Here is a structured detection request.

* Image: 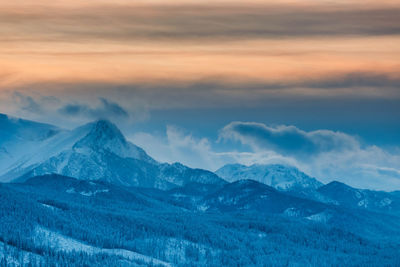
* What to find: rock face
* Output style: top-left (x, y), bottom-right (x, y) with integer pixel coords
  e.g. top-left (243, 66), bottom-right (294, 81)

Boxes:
top-left (1, 118), bottom-right (225, 189)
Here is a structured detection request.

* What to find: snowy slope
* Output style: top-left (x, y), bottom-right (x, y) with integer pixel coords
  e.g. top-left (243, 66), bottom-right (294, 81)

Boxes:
top-left (158, 162), bottom-right (223, 187)
top-left (34, 226), bottom-right (172, 267)
top-left (216, 163), bottom-right (323, 191)
top-left (73, 120), bottom-right (155, 163)
top-left (0, 240), bottom-right (43, 266)
top-left (0, 122), bottom-right (93, 181)
top-left (0, 113), bottom-right (60, 144)
top-left (318, 181), bottom-right (400, 214)
top-left (1, 116), bottom-right (224, 189)
top-left (0, 113), bottom-right (61, 175)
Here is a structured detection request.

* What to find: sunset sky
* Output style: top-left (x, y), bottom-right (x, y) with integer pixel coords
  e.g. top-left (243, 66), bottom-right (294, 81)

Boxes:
top-left (1, 0), bottom-right (400, 189)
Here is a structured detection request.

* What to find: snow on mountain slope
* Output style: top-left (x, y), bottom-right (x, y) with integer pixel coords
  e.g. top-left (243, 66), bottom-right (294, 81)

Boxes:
top-left (1, 116), bottom-right (224, 189)
top-left (0, 113), bottom-right (61, 175)
top-left (318, 181), bottom-right (400, 214)
top-left (0, 113), bottom-right (60, 144)
top-left (158, 162), bottom-right (223, 187)
top-left (34, 226), bottom-right (172, 267)
top-left (0, 240), bottom-right (43, 266)
top-left (216, 163), bottom-right (323, 191)
top-left (73, 120), bottom-right (155, 163)
top-left (0, 122), bottom-right (93, 181)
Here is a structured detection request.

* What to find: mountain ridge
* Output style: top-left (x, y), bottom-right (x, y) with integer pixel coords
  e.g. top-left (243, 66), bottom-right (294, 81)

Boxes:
top-left (318, 180), bottom-right (400, 214)
top-left (0, 115), bottom-right (225, 189)
top-left (1, 113), bottom-right (399, 215)
top-left (216, 163), bottom-right (323, 191)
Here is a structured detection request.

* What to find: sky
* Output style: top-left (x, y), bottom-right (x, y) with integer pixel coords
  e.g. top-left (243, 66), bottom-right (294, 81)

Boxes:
top-left (0, 0), bottom-right (400, 190)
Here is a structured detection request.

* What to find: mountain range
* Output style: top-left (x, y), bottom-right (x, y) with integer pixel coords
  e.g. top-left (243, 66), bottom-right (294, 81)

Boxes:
top-left (1, 113), bottom-right (399, 215)
top-left (0, 115), bottom-right (223, 189)
top-left (1, 113), bottom-right (400, 266)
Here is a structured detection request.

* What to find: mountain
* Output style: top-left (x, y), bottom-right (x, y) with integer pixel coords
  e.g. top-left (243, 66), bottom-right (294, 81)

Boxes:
top-left (0, 113), bottom-right (60, 144)
top-left (158, 162), bottom-right (224, 187)
top-left (3, 174), bottom-right (400, 266)
top-left (73, 120), bottom-right (154, 162)
top-left (216, 163), bottom-right (323, 191)
top-left (21, 174), bottom-right (169, 210)
top-left (201, 179), bottom-right (328, 217)
top-left (0, 116), bottom-right (225, 189)
top-left (215, 164), bottom-right (400, 215)
top-left (0, 113), bottom-right (61, 174)
top-left (3, 115), bottom-right (400, 266)
top-left (318, 181), bottom-right (400, 215)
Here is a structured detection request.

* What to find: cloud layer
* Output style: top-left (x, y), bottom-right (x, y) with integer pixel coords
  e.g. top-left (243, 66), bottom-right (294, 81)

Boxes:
top-left (220, 122), bottom-right (359, 156)
top-left (0, 1), bottom-right (399, 88)
top-left (1, 3), bottom-right (399, 43)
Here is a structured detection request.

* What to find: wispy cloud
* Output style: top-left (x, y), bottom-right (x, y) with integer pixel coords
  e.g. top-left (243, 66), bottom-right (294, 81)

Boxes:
top-left (12, 92), bottom-right (43, 114)
top-left (1, 71), bottom-right (399, 130)
top-left (220, 122), bottom-right (359, 156)
top-left (4, 71), bottom-right (400, 111)
top-left (130, 126), bottom-right (221, 170)
top-left (58, 98), bottom-right (129, 120)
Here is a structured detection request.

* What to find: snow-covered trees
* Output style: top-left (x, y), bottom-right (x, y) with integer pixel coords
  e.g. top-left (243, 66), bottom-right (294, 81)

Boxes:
top-left (1, 177), bottom-right (400, 266)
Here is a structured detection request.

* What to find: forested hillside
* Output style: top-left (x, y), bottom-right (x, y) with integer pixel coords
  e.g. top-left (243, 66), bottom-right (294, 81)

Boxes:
top-left (1, 175), bottom-right (400, 266)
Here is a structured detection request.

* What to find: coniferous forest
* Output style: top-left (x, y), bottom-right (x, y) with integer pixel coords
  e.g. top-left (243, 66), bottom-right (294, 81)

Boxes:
top-left (1, 174), bottom-right (400, 266)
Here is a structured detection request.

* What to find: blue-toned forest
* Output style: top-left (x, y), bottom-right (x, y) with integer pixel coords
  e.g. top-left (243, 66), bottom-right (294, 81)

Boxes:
top-left (1, 174), bottom-right (400, 266)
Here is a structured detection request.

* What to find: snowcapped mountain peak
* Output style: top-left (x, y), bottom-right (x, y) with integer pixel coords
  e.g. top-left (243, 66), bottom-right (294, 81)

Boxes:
top-left (66, 119), bottom-right (157, 165)
top-left (89, 120), bottom-right (126, 142)
top-left (216, 163), bottom-right (323, 191)
top-left (0, 114), bottom-right (225, 189)
top-left (73, 119), bottom-right (128, 155)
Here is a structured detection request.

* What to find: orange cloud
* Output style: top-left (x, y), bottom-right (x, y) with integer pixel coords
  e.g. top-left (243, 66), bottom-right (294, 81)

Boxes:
top-left (0, 0), bottom-right (399, 90)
